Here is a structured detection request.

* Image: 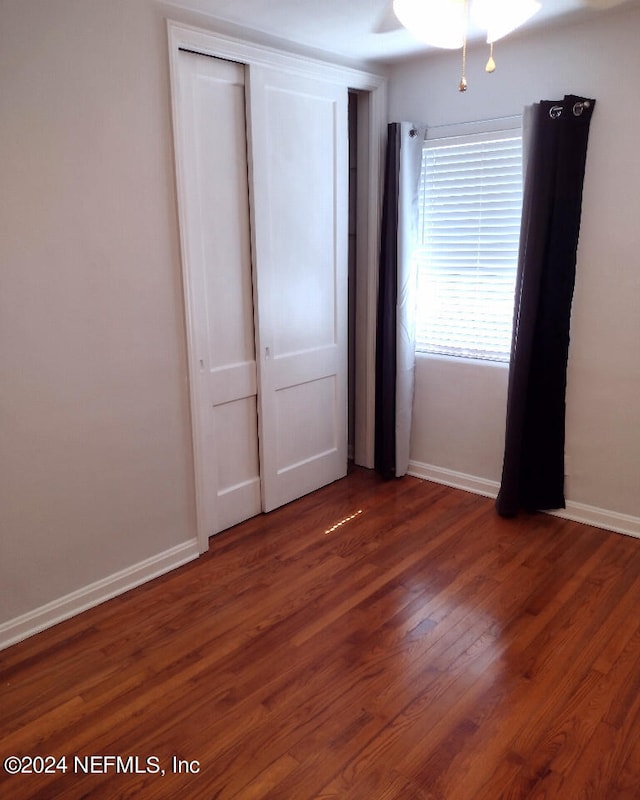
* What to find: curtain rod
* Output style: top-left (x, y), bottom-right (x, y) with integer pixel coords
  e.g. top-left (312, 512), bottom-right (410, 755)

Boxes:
top-left (427, 113), bottom-right (522, 131)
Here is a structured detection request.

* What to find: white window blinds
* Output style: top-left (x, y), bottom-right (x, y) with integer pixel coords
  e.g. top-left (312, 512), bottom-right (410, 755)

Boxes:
top-left (415, 129), bottom-right (523, 362)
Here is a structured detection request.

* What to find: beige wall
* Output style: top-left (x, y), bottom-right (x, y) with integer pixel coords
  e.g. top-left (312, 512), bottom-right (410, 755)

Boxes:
top-left (388, 5), bottom-right (640, 517)
top-left (0, 0), bottom-right (197, 626)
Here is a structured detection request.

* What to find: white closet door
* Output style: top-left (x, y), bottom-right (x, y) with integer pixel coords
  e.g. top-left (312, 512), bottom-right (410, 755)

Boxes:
top-left (177, 51), bottom-right (261, 535)
top-left (247, 67), bottom-right (349, 512)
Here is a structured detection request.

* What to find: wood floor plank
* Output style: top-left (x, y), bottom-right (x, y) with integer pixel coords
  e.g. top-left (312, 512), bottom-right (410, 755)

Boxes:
top-left (2, 468), bottom-right (640, 799)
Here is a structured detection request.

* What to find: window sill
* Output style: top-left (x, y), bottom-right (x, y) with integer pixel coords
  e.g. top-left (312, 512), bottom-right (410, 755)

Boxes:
top-left (415, 351), bottom-right (510, 369)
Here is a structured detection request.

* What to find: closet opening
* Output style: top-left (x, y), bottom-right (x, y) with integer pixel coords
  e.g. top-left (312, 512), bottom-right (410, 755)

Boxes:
top-left (348, 90), bottom-right (358, 462)
top-left (348, 88), bottom-right (375, 469)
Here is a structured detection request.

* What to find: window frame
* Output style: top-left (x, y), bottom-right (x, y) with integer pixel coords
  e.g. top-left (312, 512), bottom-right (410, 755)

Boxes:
top-left (414, 120), bottom-right (523, 364)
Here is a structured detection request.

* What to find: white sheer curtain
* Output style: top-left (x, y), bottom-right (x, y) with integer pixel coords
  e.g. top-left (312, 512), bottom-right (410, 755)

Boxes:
top-left (375, 122), bottom-right (425, 478)
top-left (395, 123), bottom-right (425, 475)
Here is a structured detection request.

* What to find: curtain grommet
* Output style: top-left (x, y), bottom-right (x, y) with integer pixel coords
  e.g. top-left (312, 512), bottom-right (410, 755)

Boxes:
top-left (573, 100), bottom-right (590, 117)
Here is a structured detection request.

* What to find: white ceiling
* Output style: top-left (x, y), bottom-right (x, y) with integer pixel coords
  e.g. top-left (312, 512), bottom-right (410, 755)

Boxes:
top-left (164, 0), bottom-right (639, 63)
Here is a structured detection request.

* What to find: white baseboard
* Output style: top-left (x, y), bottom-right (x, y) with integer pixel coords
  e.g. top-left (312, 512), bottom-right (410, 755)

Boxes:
top-left (408, 461), bottom-right (500, 499)
top-left (545, 503), bottom-right (640, 539)
top-left (0, 539), bottom-right (200, 652)
top-left (407, 460), bottom-right (640, 540)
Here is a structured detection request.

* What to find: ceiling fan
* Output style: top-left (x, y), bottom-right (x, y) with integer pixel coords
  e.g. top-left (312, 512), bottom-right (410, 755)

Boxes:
top-left (375, 0), bottom-right (631, 90)
top-left (375, 0), bottom-right (632, 37)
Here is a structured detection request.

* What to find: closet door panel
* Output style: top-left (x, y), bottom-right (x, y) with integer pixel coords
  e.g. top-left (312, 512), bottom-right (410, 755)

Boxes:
top-left (213, 396), bottom-right (262, 533)
top-left (248, 66), bottom-right (349, 512)
top-left (275, 377), bottom-right (337, 469)
top-left (177, 51), bottom-right (261, 536)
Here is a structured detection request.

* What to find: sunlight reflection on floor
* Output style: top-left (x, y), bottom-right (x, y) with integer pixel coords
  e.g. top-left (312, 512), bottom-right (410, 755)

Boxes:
top-left (324, 509), bottom-right (364, 534)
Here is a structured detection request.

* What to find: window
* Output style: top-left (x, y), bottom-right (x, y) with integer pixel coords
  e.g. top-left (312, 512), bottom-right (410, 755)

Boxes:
top-left (415, 128), bottom-right (523, 362)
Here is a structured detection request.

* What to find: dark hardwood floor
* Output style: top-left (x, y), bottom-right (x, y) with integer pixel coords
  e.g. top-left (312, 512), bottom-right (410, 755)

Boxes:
top-left (2, 468), bottom-right (640, 799)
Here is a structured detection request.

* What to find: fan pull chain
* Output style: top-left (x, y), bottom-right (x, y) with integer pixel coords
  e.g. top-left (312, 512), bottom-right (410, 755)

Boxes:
top-left (485, 41), bottom-right (496, 73)
top-left (458, 0), bottom-right (469, 91)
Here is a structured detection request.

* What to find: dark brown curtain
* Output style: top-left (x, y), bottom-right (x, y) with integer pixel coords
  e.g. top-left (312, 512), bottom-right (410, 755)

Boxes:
top-left (375, 123), bottom-right (401, 480)
top-left (496, 95), bottom-right (595, 517)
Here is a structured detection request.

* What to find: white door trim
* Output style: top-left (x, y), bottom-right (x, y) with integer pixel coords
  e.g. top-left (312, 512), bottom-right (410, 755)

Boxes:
top-left (167, 20), bottom-right (386, 551)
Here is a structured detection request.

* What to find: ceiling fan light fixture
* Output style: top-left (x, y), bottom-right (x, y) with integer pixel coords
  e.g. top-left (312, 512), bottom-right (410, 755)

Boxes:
top-left (393, 0), bottom-right (541, 47)
top-left (393, 0), bottom-right (543, 89)
top-left (392, 0), bottom-right (465, 49)
top-left (472, 0), bottom-right (542, 43)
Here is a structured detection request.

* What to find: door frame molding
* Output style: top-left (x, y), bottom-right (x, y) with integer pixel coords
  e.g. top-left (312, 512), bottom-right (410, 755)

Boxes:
top-left (167, 20), bottom-right (386, 552)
